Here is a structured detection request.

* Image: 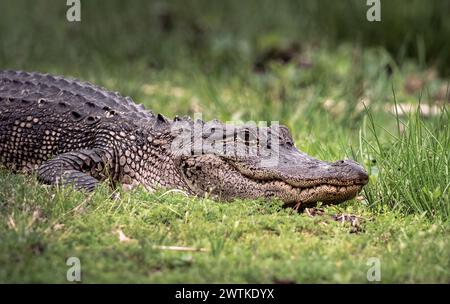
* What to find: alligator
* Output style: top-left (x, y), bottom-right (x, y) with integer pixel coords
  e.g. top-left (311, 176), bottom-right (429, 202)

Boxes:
top-left (0, 70), bottom-right (368, 208)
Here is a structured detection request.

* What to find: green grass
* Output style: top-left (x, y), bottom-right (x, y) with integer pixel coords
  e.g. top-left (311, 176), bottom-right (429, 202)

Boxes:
top-left (0, 0), bottom-right (449, 283)
top-left (1, 177), bottom-right (449, 283)
top-left (362, 104), bottom-right (450, 220)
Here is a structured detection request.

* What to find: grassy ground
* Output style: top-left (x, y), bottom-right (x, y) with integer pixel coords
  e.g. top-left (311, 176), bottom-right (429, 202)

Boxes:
top-left (0, 1), bottom-right (449, 283)
top-left (1, 178), bottom-right (449, 283)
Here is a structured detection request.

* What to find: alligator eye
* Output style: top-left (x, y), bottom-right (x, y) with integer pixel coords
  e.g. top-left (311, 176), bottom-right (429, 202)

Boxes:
top-left (204, 127), bottom-right (216, 138)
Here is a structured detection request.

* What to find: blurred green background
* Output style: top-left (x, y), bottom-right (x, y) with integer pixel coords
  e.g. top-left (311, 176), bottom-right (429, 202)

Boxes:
top-left (1, 0), bottom-right (450, 74)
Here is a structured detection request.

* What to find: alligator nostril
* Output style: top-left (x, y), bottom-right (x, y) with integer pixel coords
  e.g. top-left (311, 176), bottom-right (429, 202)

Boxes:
top-left (359, 171), bottom-right (369, 183)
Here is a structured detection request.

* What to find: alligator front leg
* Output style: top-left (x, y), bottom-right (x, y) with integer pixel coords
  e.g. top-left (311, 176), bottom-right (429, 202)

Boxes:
top-left (37, 149), bottom-right (110, 192)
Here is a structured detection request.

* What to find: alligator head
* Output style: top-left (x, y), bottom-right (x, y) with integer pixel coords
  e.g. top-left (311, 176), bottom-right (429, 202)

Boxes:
top-left (169, 119), bottom-right (368, 208)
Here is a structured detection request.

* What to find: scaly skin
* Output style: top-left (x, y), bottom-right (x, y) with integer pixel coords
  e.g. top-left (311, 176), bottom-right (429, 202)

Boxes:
top-left (0, 70), bottom-right (368, 208)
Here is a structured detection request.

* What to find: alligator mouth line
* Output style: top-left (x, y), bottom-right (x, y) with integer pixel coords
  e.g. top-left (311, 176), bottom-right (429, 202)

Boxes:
top-left (223, 158), bottom-right (368, 187)
top-left (180, 157), bottom-right (366, 205)
top-left (252, 178), bottom-right (364, 204)
top-left (224, 159), bottom-right (366, 201)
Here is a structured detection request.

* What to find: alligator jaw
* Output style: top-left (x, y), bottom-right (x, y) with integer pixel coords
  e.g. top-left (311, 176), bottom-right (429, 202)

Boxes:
top-left (283, 182), bottom-right (365, 208)
top-left (220, 154), bottom-right (369, 206)
top-left (243, 176), bottom-right (367, 207)
top-left (179, 153), bottom-right (368, 206)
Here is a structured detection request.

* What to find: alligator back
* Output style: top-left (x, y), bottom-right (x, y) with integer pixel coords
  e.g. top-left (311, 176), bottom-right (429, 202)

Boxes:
top-left (0, 70), bottom-right (160, 173)
top-left (0, 70), bottom-right (152, 117)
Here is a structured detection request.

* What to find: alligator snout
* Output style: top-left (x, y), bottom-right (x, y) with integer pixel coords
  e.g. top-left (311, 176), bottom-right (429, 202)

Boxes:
top-left (332, 159), bottom-right (369, 185)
